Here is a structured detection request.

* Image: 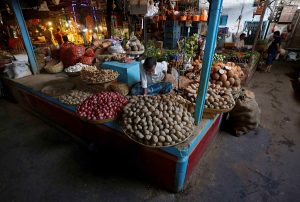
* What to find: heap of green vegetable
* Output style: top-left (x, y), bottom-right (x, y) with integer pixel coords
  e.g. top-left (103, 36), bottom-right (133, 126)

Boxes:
top-left (178, 34), bottom-right (199, 60)
top-left (144, 40), bottom-right (180, 62)
top-left (213, 53), bottom-right (226, 63)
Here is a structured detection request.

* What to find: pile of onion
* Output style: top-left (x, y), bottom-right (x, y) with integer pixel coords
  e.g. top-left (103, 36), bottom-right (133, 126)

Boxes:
top-left (77, 92), bottom-right (128, 121)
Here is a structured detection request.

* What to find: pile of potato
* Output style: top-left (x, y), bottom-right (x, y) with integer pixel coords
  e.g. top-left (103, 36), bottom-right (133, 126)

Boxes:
top-left (81, 66), bottom-right (119, 84)
top-left (210, 62), bottom-right (244, 88)
top-left (58, 90), bottom-right (92, 105)
top-left (184, 83), bottom-right (200, 103)
top-left (205, 84), bottom-right (235, 110)
top-left (123, 95), bottom-right (195, 147)
top-left (184, 82), bottom-right (236, 110)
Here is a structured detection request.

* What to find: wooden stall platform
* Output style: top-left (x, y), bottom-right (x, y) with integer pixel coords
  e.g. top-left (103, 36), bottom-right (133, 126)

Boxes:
top-left (1, 74), bottom-right (222, 192)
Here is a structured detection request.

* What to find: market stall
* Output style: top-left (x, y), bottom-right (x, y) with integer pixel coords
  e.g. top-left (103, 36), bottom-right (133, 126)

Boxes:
top-left (0, 0), bottom-right (262, 192)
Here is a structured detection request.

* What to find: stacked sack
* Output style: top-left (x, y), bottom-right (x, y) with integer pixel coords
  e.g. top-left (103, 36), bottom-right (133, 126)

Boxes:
top-left (34, 47), bottom-right (50, 71)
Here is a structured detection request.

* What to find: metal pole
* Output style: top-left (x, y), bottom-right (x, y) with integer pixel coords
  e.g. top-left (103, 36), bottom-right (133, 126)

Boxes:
top-left (194, 0), bottom-right (223, 125)
top-left (252, 0), bottom-right (270, 52)
top-left (9, 0), bottom-right (38, 74)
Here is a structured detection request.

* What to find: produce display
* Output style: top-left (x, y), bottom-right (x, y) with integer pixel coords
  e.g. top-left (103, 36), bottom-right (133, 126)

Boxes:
top-left (185, 59), bottom-right (202, 81)
top-left (58, 90), bottom-right (92, 105)
top-left (178, 34), bottom-right (199, 59)
top-left (210, 62), bottom-right (244, 88)
top-left (77, 92), bottom-right (128, 121)
top-left (123, 95), bottom-right (195, 147)
top-left (184, 82), bottom-right (236, 110)
top-left (80, 66), bottom-right (119, 84)
top-left (225, 51), bottom-right (259, 64)
top-left (125, 32), bottom-right (145, 52)
top-left (184, 83), bottom-right (200, 103)
top-left (110, 54), bottom-right (133, 63)
top-left (213, 53), bottom-right (226, 63)
top-left (44, 60), bottom-right (63, 74)
top-left (205, 84), bottom-right (235, 110)
top-left (65, 63), bottom-right (89, 73)
top-left (35, 47), bottom-right (50, 70)
top-left (108, 82), bottom-right (129, 96)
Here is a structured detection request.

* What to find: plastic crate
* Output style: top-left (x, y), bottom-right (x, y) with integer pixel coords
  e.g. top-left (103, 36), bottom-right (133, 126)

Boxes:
top-left (164, 31), bottom-right (181, 39)
top-left (165, 20), bottom-right (179, 27)
top-left (102, 61), bottom-right (140, 86)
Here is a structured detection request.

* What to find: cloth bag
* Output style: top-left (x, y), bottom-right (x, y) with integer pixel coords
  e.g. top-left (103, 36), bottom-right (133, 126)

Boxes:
top-left (228, 89), bottom-right (261, 136)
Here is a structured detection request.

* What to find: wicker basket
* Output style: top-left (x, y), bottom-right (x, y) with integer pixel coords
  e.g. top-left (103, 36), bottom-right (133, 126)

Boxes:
top-left (203, 107), bottom-right (234, 119)
top-left (108, 82), bottom-right (129, 96)
top-left (65, 70), bottom-right (81, 77)
top-left (123, 128), bottom-right (192, 148)
top-left (126, 50), bottom-right (144, 55)
top-left (79, 116), bottom-right (116, 124)
top-left (44, 61), bottom-right (64, 74)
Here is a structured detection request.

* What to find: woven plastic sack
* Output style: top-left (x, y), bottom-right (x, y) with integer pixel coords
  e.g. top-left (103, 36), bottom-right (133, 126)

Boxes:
top-left (60, 43), bottom-right (85, 67)
top-left (84, 48), bottom-right (95, 57)
top-left (228, 89), bottom-right (261, 136)
top-left (80, 56), bottom-right (94, 65)
top-left (12, 62), bottom-right (32, 79)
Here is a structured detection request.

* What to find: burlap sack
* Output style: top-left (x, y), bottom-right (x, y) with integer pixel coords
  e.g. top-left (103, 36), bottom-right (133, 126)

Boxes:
top-left (228, 89), bottom-right (261, 136)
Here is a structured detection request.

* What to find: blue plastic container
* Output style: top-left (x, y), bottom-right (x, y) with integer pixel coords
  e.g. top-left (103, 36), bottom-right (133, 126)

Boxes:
top-left (102, 61), bottom-right (141, 86)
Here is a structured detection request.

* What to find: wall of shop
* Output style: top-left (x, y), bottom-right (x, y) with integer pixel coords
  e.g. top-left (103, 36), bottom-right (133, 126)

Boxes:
top-left (221, 0), bottom-right (271, 42)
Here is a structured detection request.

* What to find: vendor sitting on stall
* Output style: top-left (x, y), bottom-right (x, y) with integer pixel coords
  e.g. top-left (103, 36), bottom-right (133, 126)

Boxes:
top-left (234, 33), bottom-right (246, 50)
top-left (131, 57), bottom-right (173, 96)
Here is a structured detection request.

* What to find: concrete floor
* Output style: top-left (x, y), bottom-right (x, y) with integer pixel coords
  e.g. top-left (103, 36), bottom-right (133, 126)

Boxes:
top-left (0, 61), bottom-right (299, 201)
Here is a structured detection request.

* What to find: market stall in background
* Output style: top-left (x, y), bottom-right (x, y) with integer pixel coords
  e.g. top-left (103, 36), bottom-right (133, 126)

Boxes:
top-left (0, 0), bottom-right (298, 192)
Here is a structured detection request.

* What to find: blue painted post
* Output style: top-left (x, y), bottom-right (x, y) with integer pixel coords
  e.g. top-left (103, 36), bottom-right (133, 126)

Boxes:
top-left (9, 0), bottom-right (38, 74)
top-left (194, 0), bottom-right (223, 125)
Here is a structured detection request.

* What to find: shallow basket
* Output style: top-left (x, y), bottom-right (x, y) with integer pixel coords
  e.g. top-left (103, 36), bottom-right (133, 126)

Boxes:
top-left (78, 116), bottom-right (117, 124)
top-left (45, 61), bottom-right (64, 74)
top-left (65, 70), bottom-right (81, 77)
top-left (123, 128), bottom-right (193, 148)
top-left (204, 107), bottom-right (234, 114)
top-left (203, 106), bottom-right (234, 119)
top-left (82, 77), bottom-right (118, 85)
top-left (126, 50), bottom-right (144, 55)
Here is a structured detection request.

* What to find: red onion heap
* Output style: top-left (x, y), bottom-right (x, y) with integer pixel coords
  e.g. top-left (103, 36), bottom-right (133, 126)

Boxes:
top-left (77, 92), bottom-right (128, 121)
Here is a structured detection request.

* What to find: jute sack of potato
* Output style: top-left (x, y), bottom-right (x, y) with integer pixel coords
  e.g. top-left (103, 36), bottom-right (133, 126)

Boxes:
top-left (228, 89), bottom-right (261, 136)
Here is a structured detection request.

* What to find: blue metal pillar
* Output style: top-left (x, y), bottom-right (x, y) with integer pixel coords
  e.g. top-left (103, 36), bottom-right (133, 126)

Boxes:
top-left (194, 0), bottom-right (223, 125)
top-left (9, 0), bottom-right (38, 74)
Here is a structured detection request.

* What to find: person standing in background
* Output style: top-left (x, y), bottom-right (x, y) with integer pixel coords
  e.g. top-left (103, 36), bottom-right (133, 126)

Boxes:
top-left (265, 31), bottom-right (281, 73)
top-left (54, 28), bottom-right (63, 45)
top-left (44, 28), bottom-right (52, 46)
top-left (234, 33), bottom-right (246, 50)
